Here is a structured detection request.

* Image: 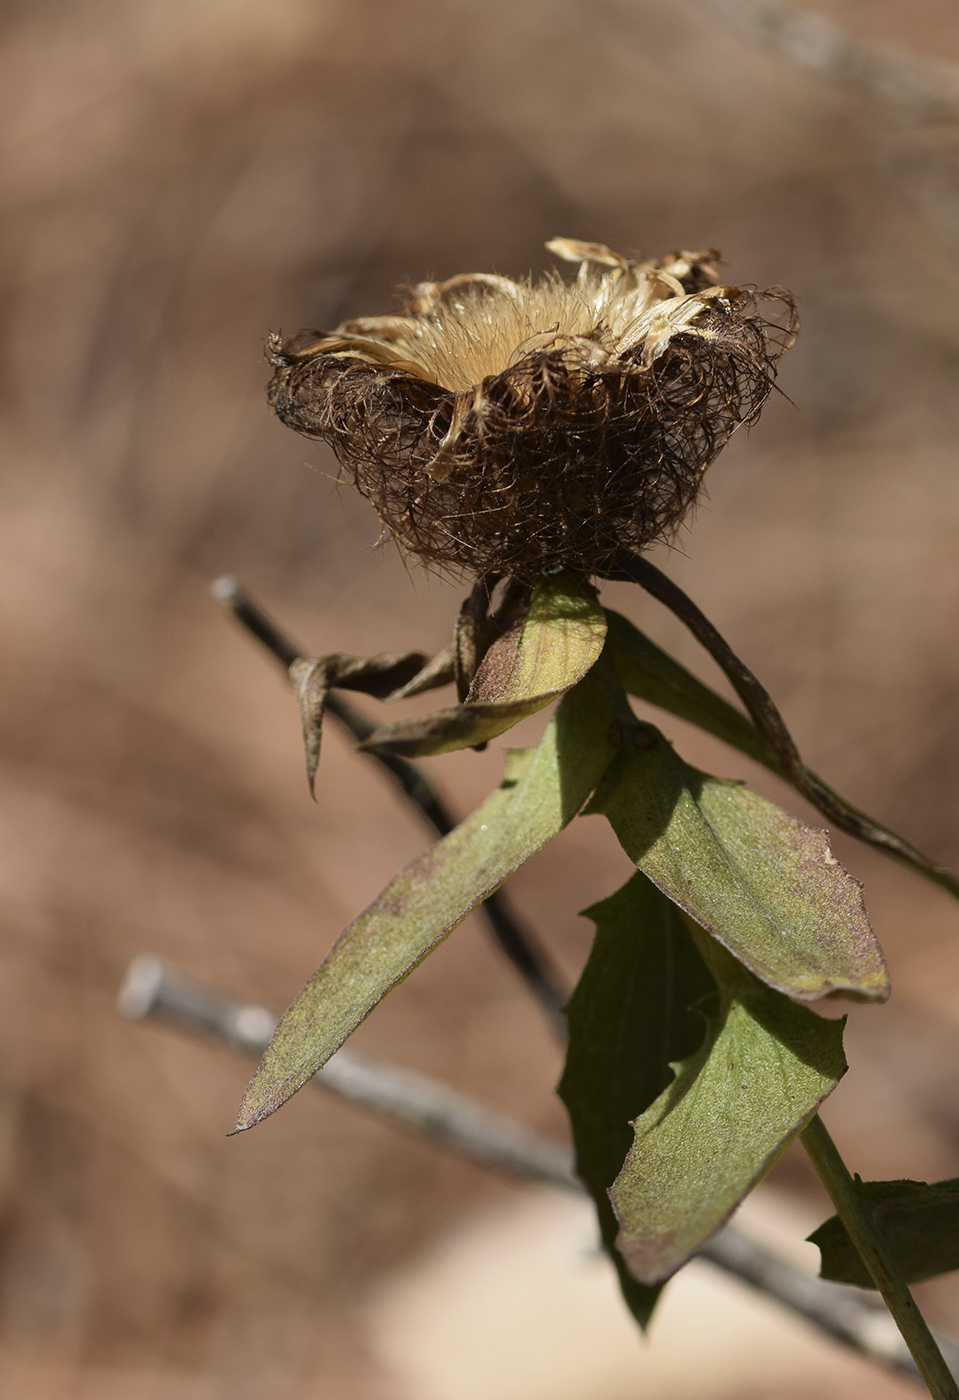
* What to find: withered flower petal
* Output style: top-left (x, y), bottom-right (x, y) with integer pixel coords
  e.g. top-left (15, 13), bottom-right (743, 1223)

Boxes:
top-left (268, 240), bottom-right (796, 582)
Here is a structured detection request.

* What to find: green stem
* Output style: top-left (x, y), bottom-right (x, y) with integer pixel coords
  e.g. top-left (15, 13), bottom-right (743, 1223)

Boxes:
top-left (802, 1115), bottom-right (958, 1400)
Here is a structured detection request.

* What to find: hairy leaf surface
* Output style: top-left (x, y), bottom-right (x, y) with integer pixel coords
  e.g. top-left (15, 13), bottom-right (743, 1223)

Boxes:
top-left (587, 731), bottom-right (889, 1002)
top-left (607, 608), bottom-right (959, 902)
top-left (235, 674), bottom-right (617, 1130)
top-left (611, 934), bottom-right (847, 1283)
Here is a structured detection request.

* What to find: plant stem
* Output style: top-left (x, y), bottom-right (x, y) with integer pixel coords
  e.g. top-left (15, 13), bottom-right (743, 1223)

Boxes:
top-left (802, 1114), bottom-right (959, 1399)
top-left (607, 551), bottom-right (959, 898)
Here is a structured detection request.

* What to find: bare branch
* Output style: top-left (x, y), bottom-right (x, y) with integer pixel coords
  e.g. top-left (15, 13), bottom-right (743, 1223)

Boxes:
top-left (119, 956), bottom-right (959, 1384)
top-left (211, 575), bottom-right (567, 1036)
top-left (119, 956), bottom-right (575, 1184)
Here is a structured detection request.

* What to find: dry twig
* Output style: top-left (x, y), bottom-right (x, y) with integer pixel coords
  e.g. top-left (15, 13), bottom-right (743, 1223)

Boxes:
top-left (118, 955), bottom-right (959, 1385)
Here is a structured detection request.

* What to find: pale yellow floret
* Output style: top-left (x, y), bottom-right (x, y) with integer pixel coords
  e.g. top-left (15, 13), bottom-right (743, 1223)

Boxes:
top-left (316, 242), bottom-right (728, 393)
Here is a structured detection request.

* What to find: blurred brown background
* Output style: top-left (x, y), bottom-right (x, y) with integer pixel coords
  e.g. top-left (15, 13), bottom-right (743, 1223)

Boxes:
top-left (4, 1), bottom-right (959, 1396)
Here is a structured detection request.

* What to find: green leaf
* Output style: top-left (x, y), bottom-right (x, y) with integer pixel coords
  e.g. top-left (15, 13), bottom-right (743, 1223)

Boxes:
top-left (360, 574), bottom-right (607, 758)
top-left (587, 728), bottom-right (890, 1003)
top-left (467, 573), bottom-right (607, 702)
top-left (605, 609), bottom-right (772, 767)
top-left (810, 1178), bottom-right (959, 1288)
top-left (611, 932), bottom-right (847, 1283)
top-left (234, 671), bottom-right (618, 1130)
top-left (559, 872), bottom-right (716, 1328)
top-left (606, 608), bottom-right (959, 904)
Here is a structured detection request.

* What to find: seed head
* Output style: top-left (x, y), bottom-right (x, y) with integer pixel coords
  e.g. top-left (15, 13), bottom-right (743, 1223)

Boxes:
top-left (268, 239), bottom-right (796, 582)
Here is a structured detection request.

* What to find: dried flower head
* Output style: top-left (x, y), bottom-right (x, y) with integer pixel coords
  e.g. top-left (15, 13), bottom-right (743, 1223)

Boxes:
top-left (267, 239), bottom-right (796, 582)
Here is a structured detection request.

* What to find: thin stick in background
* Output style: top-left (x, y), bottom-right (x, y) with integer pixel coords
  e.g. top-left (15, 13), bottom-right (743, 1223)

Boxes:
top-left (699, 0), bottom-right (959, 121)
top-left (118, 954), bottom-right (959, 1386)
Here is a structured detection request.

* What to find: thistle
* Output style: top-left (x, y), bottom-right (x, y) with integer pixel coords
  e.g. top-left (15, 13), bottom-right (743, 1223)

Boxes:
top-left (268, 239), bottom-right (795, 581)
top-left (225, 240), bottom-right (959, 1399)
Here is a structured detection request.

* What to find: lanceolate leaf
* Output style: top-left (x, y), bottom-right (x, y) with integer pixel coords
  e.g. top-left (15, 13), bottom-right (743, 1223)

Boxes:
top-left (234, 673), bottom-right (618, 1131)
top-left (810, 1178), bottom-right (959, 1288)
top-left (559, 873), bottom-right (716, 1328)
top-left (360, 574), bottom-right (607, 758)
top-left (606, 608), bottom-right (959, 903)
top-left (611, 932), bottom-right (847, 1284)
top-left (587, 729), bottom-right (889, 1003)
